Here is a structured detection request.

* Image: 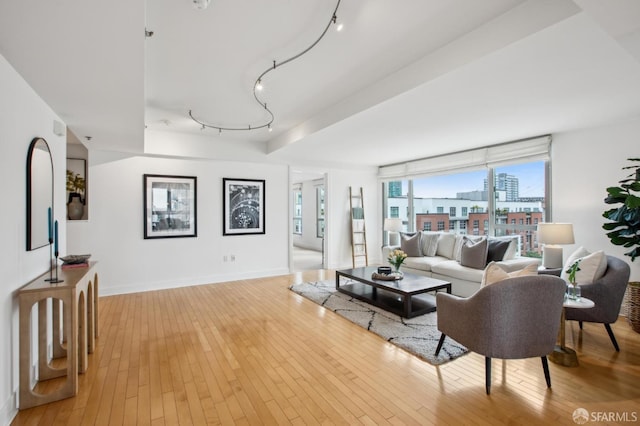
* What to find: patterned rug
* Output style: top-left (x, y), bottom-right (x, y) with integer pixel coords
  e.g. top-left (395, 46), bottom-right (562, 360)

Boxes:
top-left (289, 279), bottom-right (468, 365)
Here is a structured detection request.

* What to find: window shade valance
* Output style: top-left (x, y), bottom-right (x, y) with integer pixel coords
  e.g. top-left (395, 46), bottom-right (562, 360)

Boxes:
top-left (378, 135), bottom-right (551, 181)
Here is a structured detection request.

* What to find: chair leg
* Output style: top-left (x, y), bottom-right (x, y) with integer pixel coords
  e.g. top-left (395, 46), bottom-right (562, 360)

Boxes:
top-left (579, 321), bottom-right (583, 330)
top-left (485, 357), bottom-right (491, 395)
top-left (604, 324), bottom-right (620, 352)
top-left (435, 334), bottom-right (446, 356)
top-left (541, 356), bottom-right (551, 388)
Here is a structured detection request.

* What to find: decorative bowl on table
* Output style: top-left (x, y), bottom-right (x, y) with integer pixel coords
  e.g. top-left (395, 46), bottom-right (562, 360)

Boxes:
top-left (60, 254), bottom-right (91, 265)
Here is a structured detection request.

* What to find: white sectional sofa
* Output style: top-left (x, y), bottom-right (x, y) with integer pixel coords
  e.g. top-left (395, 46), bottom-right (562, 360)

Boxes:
top-left (382, 231), bottom-right (540, 297)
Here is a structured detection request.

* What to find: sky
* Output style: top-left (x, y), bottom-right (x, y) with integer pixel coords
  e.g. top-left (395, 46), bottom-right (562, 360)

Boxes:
top-left (408, 161), bottom-right (545, 199)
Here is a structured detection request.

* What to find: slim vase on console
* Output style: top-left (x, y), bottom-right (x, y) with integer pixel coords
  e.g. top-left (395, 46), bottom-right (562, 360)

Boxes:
top-left (46, 218), bottom-right (63, 284)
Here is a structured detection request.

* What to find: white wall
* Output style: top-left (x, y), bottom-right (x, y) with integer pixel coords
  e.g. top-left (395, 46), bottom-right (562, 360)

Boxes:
top-left (0, 54), bottom-right (67, 425)
top-left (552, 116), bottom-right (640, 281)
top-left (67, 153), bottom-right (290, 296)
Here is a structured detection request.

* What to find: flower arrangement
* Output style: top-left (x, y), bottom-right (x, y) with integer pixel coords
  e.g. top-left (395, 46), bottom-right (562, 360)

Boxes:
top-left (388, 249), bottom-right (408, 271)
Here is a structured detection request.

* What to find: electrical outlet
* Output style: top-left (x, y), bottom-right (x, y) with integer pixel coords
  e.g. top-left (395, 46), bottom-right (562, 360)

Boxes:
top-left (230, 254), bottom-right (235, 262)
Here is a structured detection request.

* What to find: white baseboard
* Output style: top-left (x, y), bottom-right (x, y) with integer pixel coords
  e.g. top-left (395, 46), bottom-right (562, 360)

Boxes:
top-left (0, 389), bottom-right (18, 426)
top-left (98, 268), bottom-right (290, 297)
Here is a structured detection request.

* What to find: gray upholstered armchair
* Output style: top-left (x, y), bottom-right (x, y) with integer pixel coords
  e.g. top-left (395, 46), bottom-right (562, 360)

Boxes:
top-left (565, 255), bottom-right (630, 351)
top-left (435, 275), bottom-right (566, 394)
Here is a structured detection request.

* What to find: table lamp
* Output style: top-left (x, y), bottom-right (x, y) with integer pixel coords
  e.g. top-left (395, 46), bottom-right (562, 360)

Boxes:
top-left (384, 218), bottom-right (403, 246)
top-left (537, 223), bottom-right (575, 269)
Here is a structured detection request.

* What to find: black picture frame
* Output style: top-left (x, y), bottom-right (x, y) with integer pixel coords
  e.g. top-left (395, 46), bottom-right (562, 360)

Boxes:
top-left (223, 178), bottom-right (265, 236)
top-left (144, 174), bottom-right (197, 239)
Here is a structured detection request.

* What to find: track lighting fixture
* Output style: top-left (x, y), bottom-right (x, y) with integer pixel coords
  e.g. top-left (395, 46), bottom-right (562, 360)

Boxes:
top-left (189, 0), bottom-right (342, 133)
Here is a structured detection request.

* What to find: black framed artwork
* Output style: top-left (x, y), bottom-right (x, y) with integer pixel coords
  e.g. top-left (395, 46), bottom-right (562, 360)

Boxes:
top-left (223, 178), bottom-right (265, 236)
top-left (144, 174), bottom-right (197, 239)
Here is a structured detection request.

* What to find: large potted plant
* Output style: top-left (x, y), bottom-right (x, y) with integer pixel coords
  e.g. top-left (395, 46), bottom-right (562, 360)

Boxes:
top-left (603, 158), bottom-right (640, 332)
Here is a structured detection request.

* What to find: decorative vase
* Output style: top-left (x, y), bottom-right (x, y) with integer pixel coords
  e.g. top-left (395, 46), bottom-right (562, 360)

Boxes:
top-left (67, 194), bottom-right (84, 220)
top-left (392, 265), bottom-right (404, 278)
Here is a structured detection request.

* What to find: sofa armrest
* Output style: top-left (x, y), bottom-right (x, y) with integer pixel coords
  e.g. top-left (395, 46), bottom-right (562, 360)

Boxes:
top-left (381, 245), bottom-right (401, 260)
top-left (496, 257), bottom-right (540, 272)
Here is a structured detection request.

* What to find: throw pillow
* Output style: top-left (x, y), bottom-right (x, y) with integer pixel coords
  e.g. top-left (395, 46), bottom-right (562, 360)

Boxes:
top-left (489, 236), bottom-right (518, 260)
top-left (561, 247), bottom-right (607, 284)
top-left (436, 233), bottom-right (457, 259)
top-left (455, 235), bottom-right (479, 262)
top-left (460, 237), bottom-right (488, 269)
top-left (487, 239), bottom-right (511, 263)
top-left (421, 232), bottom-right (439, 257)
top-left (400, 232), bottom-right (422, 257)
top-left (481, 262), bottom-right (539, 287)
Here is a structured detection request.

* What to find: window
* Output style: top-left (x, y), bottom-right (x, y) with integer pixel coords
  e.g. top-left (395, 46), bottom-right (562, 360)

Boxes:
top-left (390, 206), bottom-right (399, 218)
top-left (381, 137), bottom-right (549, 258)
top-left (316, 186), bottom-right (325, 238)
top-left (423, 222), bottom-right (432, 231)
top-left (293, 188), bottom-right (302, 235)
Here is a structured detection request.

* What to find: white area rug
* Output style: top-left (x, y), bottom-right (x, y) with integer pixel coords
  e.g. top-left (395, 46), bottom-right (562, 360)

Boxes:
top-left (289, 279), bottom-right (468, 365)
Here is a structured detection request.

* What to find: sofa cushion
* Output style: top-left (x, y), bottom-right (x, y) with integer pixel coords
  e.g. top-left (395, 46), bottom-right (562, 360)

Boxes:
top-left (403, 255), bottom-right (449, 272)
top-left (561, 247), bottom-right (607, 284)
top-left (460, 237), bottom-right (488, 269)
top-left (480, 262), bottom-right (539, 287)
top-left (432, 260), bottom-right (485, 283)
top-left (421, 232), bottom-right (440, 257)
top-left (487, 238), bottom-right (511, 263)
top-left (436, 233), bottom-right (457, 259)
top-left (400, 232), bottom-right (422, 257)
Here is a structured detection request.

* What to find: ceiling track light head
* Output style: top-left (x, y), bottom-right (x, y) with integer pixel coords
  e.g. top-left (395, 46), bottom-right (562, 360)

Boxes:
top-left (192, 0), bottom-right (211, 10)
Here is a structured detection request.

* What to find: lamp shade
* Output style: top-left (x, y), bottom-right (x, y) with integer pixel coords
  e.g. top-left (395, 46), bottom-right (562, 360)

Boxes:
top-left (384, 218), bottom-right (403, 232)
top-left (537, 223), bottom-right (575, 245)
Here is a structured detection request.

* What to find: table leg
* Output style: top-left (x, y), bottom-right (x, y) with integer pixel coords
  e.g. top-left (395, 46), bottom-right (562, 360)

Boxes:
top-left (549, 307), bottom-right (579, 367)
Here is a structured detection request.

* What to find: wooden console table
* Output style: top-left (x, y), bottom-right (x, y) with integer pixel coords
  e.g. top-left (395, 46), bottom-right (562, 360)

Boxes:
top-left (18, 261), bottom-right (99, 409)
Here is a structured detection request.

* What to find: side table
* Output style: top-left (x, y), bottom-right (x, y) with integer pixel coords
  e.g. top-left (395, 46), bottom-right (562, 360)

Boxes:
top-left (549, 296), bottom-right (594, 367)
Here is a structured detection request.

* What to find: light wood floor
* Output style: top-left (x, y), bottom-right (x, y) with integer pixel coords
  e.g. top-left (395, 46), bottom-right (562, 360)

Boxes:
top-left (12, 270), bottom-right (640, 425)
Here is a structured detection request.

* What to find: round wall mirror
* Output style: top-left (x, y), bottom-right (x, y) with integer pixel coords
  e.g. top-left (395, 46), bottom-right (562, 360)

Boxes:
top-left (27, 137), bottom-right (54, 251)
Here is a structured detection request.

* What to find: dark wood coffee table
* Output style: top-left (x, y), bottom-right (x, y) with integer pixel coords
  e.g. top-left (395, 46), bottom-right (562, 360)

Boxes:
top-left (335, 266), bottom-right (451, 318)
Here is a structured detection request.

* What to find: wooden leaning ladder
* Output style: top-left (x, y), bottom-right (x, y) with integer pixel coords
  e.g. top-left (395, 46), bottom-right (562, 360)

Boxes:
top-left (349, 187), bottom-right (368, 267)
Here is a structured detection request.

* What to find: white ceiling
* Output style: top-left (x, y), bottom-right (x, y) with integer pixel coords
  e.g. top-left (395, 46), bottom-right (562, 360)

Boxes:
top-left (1, 0), bottom-right (640, 169)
